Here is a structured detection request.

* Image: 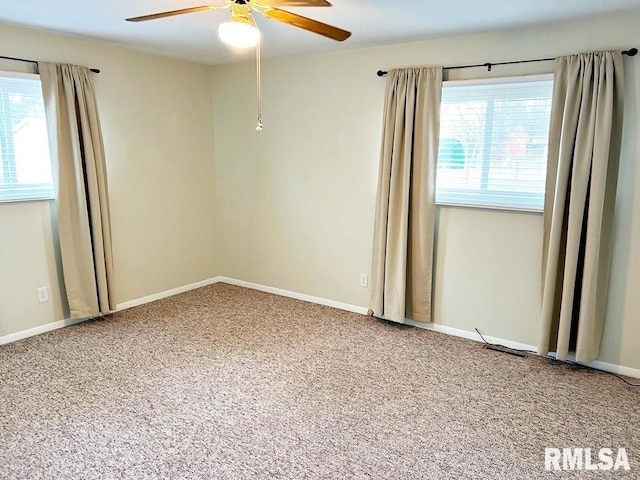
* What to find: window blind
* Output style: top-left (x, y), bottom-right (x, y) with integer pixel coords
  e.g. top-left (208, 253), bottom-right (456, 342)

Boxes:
top-left (0, 71), bottom-right (53, 202)
top-left (436, 75), bottom-right (554, 211)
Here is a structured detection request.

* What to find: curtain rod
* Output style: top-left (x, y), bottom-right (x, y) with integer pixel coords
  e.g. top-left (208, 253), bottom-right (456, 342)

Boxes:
top-left (376, 48), bottom-right (638, 77)
top-left (0, 55), bottom-right (101, 74)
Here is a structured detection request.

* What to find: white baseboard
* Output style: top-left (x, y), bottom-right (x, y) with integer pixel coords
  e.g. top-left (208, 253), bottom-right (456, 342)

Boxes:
top-left (4, 275), bottom-right (638, 379)
top-left (98, 276), bottom-right (640, 379)
top-left (0, 317), bottom-right (88, 346)
top-left (401, 318), bottom-right (537, 352)
top-left (215, 276), bottom-right (369, 315)
top-left (545, 353), bottom-right (640, 381)
top-left (400, 318), bottom-right (640, 379)
top-left (0, 277), bottom-right (221, 346)
top-left (115, 277), bottom-right (220, 311)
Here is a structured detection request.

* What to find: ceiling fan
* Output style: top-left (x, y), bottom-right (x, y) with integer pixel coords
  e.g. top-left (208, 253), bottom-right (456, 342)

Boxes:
top-left (126, 0), bottom-right (351, 49)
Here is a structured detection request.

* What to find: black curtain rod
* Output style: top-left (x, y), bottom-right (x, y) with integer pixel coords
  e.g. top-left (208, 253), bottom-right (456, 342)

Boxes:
top-left (376, 48), bottom-right (638, 77)
top-left (0, 55), bottom-right (101, 74)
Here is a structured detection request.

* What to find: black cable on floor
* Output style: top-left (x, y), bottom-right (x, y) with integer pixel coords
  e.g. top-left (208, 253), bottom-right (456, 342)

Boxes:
top-left (474, 328), bottom-right (536, 354)
top-left (474, 328), bottom-right (640, 387)
top-left (555, 358), bottom-right (640, 387)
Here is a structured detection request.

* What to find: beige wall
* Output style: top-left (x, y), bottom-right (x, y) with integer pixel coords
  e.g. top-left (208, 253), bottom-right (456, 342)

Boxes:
top-left (0, 24), bottom-right (218, 337)
top-left (211, 14), bottom-right (640, 369)
top-left (1, 14), bottom-right (638, 371)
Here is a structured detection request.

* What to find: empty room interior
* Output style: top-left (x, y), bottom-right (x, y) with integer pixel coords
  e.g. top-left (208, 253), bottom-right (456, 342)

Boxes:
top-left (1, 0), bottom-right (639, 478)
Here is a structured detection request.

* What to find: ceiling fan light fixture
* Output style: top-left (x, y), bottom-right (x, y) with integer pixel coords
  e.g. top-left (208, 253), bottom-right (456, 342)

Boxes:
top-left (218, 14), bottom-right (261, 49)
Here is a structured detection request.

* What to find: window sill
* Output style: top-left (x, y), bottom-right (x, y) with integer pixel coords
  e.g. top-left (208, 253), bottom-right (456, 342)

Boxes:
top-left (0, 196), bottom-right (55, 205)
top-left (436, 201), bottom-right (543, 214)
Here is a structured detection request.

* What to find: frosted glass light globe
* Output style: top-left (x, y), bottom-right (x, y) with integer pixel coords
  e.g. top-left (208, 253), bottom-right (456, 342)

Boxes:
top-left (218, 21), bottom-right (261, 49)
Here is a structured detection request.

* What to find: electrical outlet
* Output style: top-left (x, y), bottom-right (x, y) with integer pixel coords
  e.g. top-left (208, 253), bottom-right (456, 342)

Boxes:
top-left (37, 287), bottom-right (49, 303)
top-left (360, 274), bottom-right (369, 288)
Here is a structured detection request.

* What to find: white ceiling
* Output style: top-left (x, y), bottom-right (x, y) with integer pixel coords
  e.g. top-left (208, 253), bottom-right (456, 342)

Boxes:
top-left (1, 0), bottom-right (639, 65)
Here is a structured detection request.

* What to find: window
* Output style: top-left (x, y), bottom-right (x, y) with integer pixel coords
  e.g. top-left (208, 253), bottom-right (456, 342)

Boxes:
top-left (0, 71), bottom-right (53, 202)
top-left (436, 75), bottom-right (554, 211)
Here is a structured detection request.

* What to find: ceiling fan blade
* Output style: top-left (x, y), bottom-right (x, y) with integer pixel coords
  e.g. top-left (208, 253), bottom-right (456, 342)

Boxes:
top-left (257, 7), bottom-right (351, 41)
top-left (255, 0), bottom-right (332, 6)
top-left (126, 5), bottom-right (226, 22)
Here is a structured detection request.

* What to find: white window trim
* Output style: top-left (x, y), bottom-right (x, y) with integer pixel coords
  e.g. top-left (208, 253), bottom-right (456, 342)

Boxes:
top-left (443, 73), bottom-right (554, 87)
top-left (436, 200), bottom-right (544, 214)
top-left (435, 73), bottom-right (553, 213)
top-left (0, 70), bottom-right (41, 81)
top-left (0, 69), bottom-right (55, 204)
top-left (0, 191), bottom-right (55, 204)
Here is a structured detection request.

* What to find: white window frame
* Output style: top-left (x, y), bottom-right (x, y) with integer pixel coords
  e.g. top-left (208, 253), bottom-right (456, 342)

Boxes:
top-left (0, 70), bottom-right (54, 204)
top-left (436, 73), bottom-right (554, 213)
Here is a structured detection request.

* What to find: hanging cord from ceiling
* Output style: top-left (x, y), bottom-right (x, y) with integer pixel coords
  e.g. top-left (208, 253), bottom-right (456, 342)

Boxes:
top-left (255, 41), bottom-right (263, 132)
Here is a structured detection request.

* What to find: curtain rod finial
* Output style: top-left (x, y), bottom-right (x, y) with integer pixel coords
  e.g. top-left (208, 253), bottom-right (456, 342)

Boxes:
top-left (377, 70), bottom-right (388, 77)
top-left (624, 48), bottom-right (638, 57)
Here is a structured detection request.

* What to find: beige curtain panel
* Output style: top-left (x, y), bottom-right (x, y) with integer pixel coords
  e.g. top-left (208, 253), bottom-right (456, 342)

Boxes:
top-left (539, 51), bottom-right (625, 362)
top-left (370, 67), bottom-right (442, 323)
top-left (39, 62), bottom-right (115, 319)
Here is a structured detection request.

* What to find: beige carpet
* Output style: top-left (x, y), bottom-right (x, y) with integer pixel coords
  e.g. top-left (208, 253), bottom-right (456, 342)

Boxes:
top-left (1, 283), bottom-right (638, 479)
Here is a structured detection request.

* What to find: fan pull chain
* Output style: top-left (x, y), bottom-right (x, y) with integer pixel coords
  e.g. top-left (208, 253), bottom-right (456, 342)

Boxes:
top-left (255, 41), bottom-right (263, 132)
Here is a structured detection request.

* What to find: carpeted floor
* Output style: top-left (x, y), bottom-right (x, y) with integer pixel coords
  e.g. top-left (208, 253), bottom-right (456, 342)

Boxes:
top-left (1, 283), bottom-right (638, 479)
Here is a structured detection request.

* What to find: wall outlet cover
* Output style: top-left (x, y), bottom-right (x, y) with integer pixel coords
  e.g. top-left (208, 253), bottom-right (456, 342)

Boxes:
top-left (37, 287), bottom-right (49, 303)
